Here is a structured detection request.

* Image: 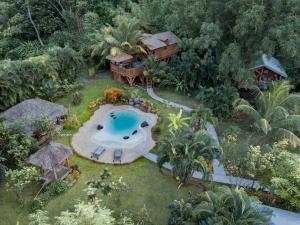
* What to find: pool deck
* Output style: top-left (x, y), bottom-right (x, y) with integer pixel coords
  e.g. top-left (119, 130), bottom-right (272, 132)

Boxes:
top-left (72, 104), bottom-right (157, 164)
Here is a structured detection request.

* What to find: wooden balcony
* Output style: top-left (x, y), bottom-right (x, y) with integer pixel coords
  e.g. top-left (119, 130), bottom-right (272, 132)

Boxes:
top-left (110, 63), bottom-right (145, 86)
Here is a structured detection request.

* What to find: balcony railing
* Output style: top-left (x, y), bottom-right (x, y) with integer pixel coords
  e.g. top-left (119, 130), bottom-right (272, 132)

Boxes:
top-left (110, 63), bottom-right (144, 78)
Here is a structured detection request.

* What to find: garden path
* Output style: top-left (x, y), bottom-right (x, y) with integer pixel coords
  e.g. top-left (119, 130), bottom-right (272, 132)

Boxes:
top-left (144, 87), bottom-right (300, 225)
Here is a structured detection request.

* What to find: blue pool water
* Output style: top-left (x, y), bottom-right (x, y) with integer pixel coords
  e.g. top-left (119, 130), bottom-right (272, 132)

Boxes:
top-left (106, 109), bottom-right (143, 135)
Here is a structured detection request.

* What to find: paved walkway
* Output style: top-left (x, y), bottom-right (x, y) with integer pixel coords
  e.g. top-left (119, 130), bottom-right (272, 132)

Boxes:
top-left (144, 87), bottom-right (300, 225)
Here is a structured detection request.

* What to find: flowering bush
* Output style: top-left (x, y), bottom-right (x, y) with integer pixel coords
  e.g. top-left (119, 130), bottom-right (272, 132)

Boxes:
top-left (88, 98), bottom-right (104, 110)
top-left (104, 87), bottom-right (124, 103)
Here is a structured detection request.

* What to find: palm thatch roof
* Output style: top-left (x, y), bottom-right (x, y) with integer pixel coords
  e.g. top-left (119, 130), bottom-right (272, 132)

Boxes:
top-left (28, 142), bottom-right (73, 170)
top-left (0, 98), bottom-right (68, 133)
top-left (250, 54), bottom-right (288, 78)
top-left (141, 31), bottom-right (179, 50)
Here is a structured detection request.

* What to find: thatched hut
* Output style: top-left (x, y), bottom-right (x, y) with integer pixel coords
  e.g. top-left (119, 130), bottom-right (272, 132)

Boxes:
top-left (28, 142), bottom-right (73, 184)
top-left (0, 98), bottom-right (68, 135)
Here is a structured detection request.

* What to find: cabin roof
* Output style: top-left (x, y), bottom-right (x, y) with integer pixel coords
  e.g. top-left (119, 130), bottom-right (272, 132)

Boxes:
top-left (28, 142), bottom-right (73, 170)
top-left (251, 54), bottom-right (288, 78)
top-left (141, 31), bottom-right (179, 50)
top-left (106, 52), bottom-right (133, 63)
top-left (0, 98), bottom-right (68, 134)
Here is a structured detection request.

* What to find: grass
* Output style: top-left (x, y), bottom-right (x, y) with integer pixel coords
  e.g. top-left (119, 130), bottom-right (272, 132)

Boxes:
top-left (0, 76), bottom-right (200, 225)
top-left (154, 86), bottom-right (199, 109)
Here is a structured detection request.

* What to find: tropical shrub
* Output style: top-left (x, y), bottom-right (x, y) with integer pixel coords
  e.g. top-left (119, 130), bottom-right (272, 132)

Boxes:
top-left (167, 109), bottom-right (190, 134)
top-left (45, 180), bottom-right (69, 196)
top-left (157, 127), bottom-right (221, 184)
top-left (245, 142), bottom-right (300, 211)
top-left (143, 55), bottom-right (167, 84)
top-left (72, 91), bottom-right (83, 105)
top-left (64, 114), bottom-right (81, 130)
top-left (0, 122), bottom-right (36, 167)
top-left (29, 200), bottom-right (126, 225)
top-left (104, 87), bottom-right (124, 103)
top-left (168, 186), bottom-right (271, 225)
top-left (191, 105), bottom-right (217, 130)
top-left (0, 47), bottom-right (82, 111)
top-left (196, 84), bottom-right (239, 119)
top-left (6, 166), bottom-right (40, 199)
top-left (32, 116), bottom-right (56, 137)
top-left (5, 41), bottom-right (44, 60)
top-left (0, 163), bottom-right (7, 184)
top-left (234, 81), bottom-right (300, 146)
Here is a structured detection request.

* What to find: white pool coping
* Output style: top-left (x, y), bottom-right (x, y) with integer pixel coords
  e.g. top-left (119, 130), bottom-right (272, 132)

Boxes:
top-left (72, 104), bottom-right (157, 164)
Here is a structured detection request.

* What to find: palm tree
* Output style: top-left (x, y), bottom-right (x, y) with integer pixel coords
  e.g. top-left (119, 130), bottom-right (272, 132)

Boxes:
top-left (167, 109), bottom-right (190, 134)
top-left (92, 16), bottom-right (146, 57)
top-left (157, 127), bottom-right (222, 185)
top-left (234, 81), bottom-right (300, 147)
top-left (168, 186), bottom-right (271, 225)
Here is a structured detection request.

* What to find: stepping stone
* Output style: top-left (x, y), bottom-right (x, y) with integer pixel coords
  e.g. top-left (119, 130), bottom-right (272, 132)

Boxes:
top-left (97, 125), bottom-right (103, 130)
top-left (132, 130), bottom-right (138, 135)
top-left (123, 136), bottom-right (129, 140)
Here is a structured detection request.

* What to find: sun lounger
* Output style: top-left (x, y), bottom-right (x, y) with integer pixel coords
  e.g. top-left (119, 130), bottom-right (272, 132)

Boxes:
top-left (91, 146), bottom-right (106, 160)
top-left (113, 149), bottom-right (123, 163)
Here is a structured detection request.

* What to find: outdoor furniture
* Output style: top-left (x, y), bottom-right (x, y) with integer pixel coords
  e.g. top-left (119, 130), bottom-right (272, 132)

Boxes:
top-left (113, 149), bottom-right (123, 163)
top-left (91, 146), bottom-right (106, 160)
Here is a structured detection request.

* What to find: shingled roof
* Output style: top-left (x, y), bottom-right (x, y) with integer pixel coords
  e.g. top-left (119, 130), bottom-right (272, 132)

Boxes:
top-left (251, 54), bottom-right (288, 78)
top-left (28, 142), bottom-right (72, 170)
top-left (141, 31), bottom-right (179, 50)
top-left (0, 98), bottom-right (68, 134)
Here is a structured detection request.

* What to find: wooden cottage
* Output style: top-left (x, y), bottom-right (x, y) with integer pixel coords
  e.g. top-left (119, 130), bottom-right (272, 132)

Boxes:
top-left (28, 142), bottom-right (73, 184)
top-left (0, 98), bottom-right (68, 135)
top-left (106, 31), bottom-right (179, 86)
top-left (141, 31), bottom-right (179, 62)
top-left (250, 54), bottom-right (288, 90)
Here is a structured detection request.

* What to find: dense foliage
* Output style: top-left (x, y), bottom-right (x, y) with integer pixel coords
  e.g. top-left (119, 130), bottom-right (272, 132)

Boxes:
top-left (0, 47), bottom-right (82, 110)
top-left (0, 122), bottom-right (36, 168)
top-left (168, 186), bottom-right (271, 225)
top-left (234, 81), bottom-right (300, 146)
top-left (157, 122), bottom-right (221, 184)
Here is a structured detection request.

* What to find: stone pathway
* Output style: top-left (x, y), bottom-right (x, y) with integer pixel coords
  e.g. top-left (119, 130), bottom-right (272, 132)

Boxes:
top-left (144, 87), bottom-right (300, 225)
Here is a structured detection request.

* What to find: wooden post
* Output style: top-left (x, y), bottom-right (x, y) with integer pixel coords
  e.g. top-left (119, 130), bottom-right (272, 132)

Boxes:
top-left (53, 168), bottom-right (58, 180)
top-left (66, 158), bottom-right (70, 168)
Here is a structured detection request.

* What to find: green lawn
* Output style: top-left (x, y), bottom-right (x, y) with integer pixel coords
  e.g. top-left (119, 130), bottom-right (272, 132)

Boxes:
top-left (154, 87), bottom-right (199, 109)
top-left (0, 76), bottom-right (200, 225)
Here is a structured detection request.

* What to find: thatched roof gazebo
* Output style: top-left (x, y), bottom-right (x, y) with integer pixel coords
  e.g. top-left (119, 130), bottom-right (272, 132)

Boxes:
top-left (0, 98), bottom-right (68, 135)
top-left (28, 142), bottom-right (73, 184)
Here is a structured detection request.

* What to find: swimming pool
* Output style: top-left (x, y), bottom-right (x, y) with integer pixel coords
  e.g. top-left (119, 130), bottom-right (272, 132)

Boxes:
top-left (93, 109), bottom-right (150, 148)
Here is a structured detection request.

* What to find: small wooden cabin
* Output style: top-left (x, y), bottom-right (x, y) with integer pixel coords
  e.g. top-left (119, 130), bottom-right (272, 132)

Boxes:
top-left (250, 54), bottom-right (288, 90)
top-left (140, 31), bottom-right (179, 62)
top-left (106, 31), bottom-right (179, 86)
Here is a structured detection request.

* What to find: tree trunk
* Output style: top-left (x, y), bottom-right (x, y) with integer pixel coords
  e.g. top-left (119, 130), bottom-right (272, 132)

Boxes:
top-left (26, 1), bottom-right (44, 46)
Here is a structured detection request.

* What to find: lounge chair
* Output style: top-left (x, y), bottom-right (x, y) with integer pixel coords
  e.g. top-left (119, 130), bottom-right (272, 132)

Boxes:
top-left (113, 149), bottom-right (123, 163)
top-left (91, 146), bottom-right (106, 160)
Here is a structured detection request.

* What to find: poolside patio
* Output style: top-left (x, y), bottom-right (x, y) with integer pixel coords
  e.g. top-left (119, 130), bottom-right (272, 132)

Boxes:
top-left (72, 104), bottom-right (157, 164)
